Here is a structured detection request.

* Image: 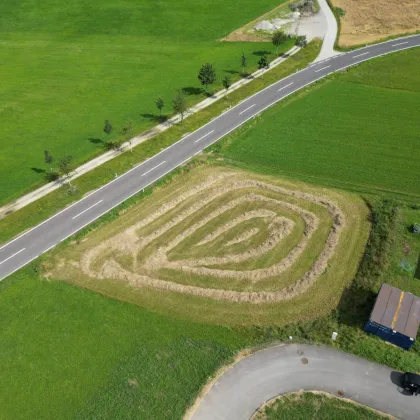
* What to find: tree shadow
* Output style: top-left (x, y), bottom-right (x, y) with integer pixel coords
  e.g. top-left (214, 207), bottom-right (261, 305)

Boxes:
top-left (253, 50), bottom-right (271, 56)
top-left (223, 69), bottom-right (241, 75)
top-left (140, 113), bottom-right (167, 124)
top-left (88, 138), bottom-right (103, 145)
top-left (182, 86), bottom-right (203, 96)
top-left (415, 253), bottom-right (420, 280)
top-left (31, 167), bottom-right (46, 174)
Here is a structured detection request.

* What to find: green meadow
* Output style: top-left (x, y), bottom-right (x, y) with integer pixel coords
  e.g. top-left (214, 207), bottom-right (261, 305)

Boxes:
top-left (221, 48), bottom-right (420, 198)
top-left (0, 0), bottom-right (291, 204)
top-left (257, 393), bottom-right (385, 420)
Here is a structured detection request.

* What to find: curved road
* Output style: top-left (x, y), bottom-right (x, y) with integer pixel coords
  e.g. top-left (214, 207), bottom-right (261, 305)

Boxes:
top-left (191, 344), bottom-right (419, 420)
top-left (1, 35), bottom-right (420, 281)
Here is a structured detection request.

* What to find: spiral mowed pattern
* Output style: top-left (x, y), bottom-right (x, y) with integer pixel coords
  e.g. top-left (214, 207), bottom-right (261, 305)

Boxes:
top-left (51, 167), bottom-right (369, 324)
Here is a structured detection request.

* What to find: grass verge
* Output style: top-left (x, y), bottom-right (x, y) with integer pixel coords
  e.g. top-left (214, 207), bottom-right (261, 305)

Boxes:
top-left (254, 392), bottom-right (389, 419)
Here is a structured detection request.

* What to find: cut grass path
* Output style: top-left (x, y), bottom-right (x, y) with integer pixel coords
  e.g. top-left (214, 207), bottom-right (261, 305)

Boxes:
top-left (0, 0), bottom-right (289, 205)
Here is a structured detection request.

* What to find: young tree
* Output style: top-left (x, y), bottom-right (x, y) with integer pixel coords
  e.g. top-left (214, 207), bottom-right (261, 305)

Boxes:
top-left (172, 89), bottom-right (188, 124)
top-left (296, 35), bottom-right (308, 48)
top-left (155, 97), bottom-right (164, 117)
top-left (198, 63), bottom-right (216, 92)
top-left (222, 75), bottom-right (232, 92)
top-left (103, 120), bottom-right (112, 136)
top-left (59, 155), bottom-right (73, 177)
top-left (44, 150), bottom-right (53, 172)
top-left (121, 120), bottom-right (133, 138)
top-left (258, 56), bottom-right (269, 78)
top-left (241, 53), bottom-right (247, 75)
top-left (272, 30), bottom-right (287, 54)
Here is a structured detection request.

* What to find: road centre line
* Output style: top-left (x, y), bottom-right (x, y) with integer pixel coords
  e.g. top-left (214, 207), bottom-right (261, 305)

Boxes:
top-left (314, 65), bottom-right (331, 72)
top-left (392, 41), bottom-right (409, 47)
top-left (72, 200), bottom-right (103, 220)
top-left (0, 248), bottom-right (25, 266)
top-left (278, 82), bottom-right (294, 92)
top-left (353, 52), bottom-right (369, 58)
top-left (141, 161), bottom-right (166, 177)
top-left (194, 130), bottom-right (214, 143)
top-left (238, 104), bottom-right (256, 115)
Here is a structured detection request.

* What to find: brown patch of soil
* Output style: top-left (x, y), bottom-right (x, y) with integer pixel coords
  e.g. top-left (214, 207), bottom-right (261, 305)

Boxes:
top-left (331, 0), bottom-right (420, 47)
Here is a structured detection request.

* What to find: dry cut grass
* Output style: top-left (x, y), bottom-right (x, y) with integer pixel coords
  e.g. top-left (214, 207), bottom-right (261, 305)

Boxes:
top-left (47, 165), bottom-right (369, 325)
top-left (331, 0), bottom-right (420, 47)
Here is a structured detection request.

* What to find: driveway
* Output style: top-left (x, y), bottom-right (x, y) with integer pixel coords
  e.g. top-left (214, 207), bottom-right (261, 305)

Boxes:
top-left (191, 344), bottom-right (419, 420)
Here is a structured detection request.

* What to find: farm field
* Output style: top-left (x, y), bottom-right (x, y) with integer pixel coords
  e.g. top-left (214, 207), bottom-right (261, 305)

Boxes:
top-left (0, 0), bottom-right (291, 205)
top-left (221, 48), bottom-right (420, 199)
top-left (0, 267), bottom-right (253, 420)
top-left (254, 392), bottom-right (387, 419)
top-left (46, 164), bottom-right (369, 325)
top-left (330, 0), bottom-right (420, 47)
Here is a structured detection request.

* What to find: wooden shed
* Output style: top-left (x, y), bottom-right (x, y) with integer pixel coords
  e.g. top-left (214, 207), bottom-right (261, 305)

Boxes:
top-left (364, 283), bottom-right (420, 350)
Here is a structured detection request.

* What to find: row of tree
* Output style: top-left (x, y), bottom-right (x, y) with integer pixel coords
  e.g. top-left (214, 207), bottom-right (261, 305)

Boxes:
top-left (42, 33), bottom-right (308, 179)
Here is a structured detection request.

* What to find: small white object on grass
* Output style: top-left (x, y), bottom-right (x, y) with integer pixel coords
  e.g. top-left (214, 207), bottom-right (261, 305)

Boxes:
top-left (332, 332), bottom-right (338, 341)
top-left (289, 336), bottom-right (293, 340)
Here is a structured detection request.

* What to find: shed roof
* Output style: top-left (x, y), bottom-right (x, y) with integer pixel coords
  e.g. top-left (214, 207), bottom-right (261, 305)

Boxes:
top-left (370, 283), bottom-right (420, 338)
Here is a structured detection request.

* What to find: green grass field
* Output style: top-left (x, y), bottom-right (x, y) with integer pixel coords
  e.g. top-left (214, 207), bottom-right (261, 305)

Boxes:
top-left (0, 0), bottom-right (292, 205)
top-left (0, 267), bottom-right (254, 420)
top-left (255, 393), bottom-right (385, 419)
top-left (220, 48), bottom-right (420, 199)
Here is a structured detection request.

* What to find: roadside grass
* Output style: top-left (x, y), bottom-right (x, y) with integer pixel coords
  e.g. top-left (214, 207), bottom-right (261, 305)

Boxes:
top-left (0, 0), bottom-right (294, 205)
top-left (255, 392), bottom-right (387, 419)
top-left (46, 164), bottom-right (369, 326)
top-left (216, 48), bottom-right (420, 199)
top-left (0, 267), bottom-right (254, 420)
top-left (0, 41), bottom-right (321, 246)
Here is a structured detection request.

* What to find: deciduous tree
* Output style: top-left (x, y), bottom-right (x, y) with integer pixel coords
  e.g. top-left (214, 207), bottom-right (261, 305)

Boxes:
top-left (222, 75), bottom-right (232, 92)
top-left (172, 89), bottom-right (188, 123)
top-left (198, 63), bottom-right (216, 92)
top-left (155, 97), bottom-right (164, 117)
top-left (272, 30), bottom-right (287, 54)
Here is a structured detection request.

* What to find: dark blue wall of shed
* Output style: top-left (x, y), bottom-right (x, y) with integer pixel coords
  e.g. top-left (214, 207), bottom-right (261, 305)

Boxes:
top-left (364, 320), bottom-right (414, 350)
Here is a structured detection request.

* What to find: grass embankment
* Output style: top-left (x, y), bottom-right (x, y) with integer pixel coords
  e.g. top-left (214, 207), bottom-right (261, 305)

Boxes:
top-left (47, 164), bottom-right (369, 326)
top-left (217, 48), bottom-right (420, 199)
top-left (0, 0), bottom-right (292, 205)
top-left (0, 41), bottom-right (321, 245)
top-left (255, 392), bottom-right (388, 420)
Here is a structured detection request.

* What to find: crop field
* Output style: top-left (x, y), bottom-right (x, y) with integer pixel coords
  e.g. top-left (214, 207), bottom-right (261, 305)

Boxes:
top-left (330, 0), bottom-right (420, 47)
top-left (47, 165), bottom-right (369, 325)
top-left (0, 0), bottom-right (291, 205)
top-left (254, 392), bottom-right (387, 419)
top-left (221, 48), bottom-right (420, 199)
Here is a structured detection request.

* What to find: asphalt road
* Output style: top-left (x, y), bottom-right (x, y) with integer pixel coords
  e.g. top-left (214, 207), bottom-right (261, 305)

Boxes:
top-left (1, 35), bottom-right (419, 281)
top-left (191, 344), bottom-right (419, 420)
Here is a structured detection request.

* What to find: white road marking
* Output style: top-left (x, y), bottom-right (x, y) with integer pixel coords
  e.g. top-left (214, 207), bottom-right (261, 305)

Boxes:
top-left (0, 248), bottom-right (25, 266)
top-left (353, 52), bottom-right (369, 58)
top-left (194, 130), bottom-right (214, 143)
top-left (239, 104), bottom-right (256, 115)
top-left (278, 82), bottom-right (294, 92)
top-left (315, 65), bottom-right (331, 73)
top-left (392, 41), bottom-right (409, 47)
top-left (72, 200), bottom-right (103, 220)
top-left (141, 161), bottom-right (166, 177)
top-left (43, 244), bottom-right (57, 253)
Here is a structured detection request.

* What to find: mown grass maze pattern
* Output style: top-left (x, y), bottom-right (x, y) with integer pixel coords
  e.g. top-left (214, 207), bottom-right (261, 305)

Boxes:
top-left (51, 168), bottom-right (367, 313)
